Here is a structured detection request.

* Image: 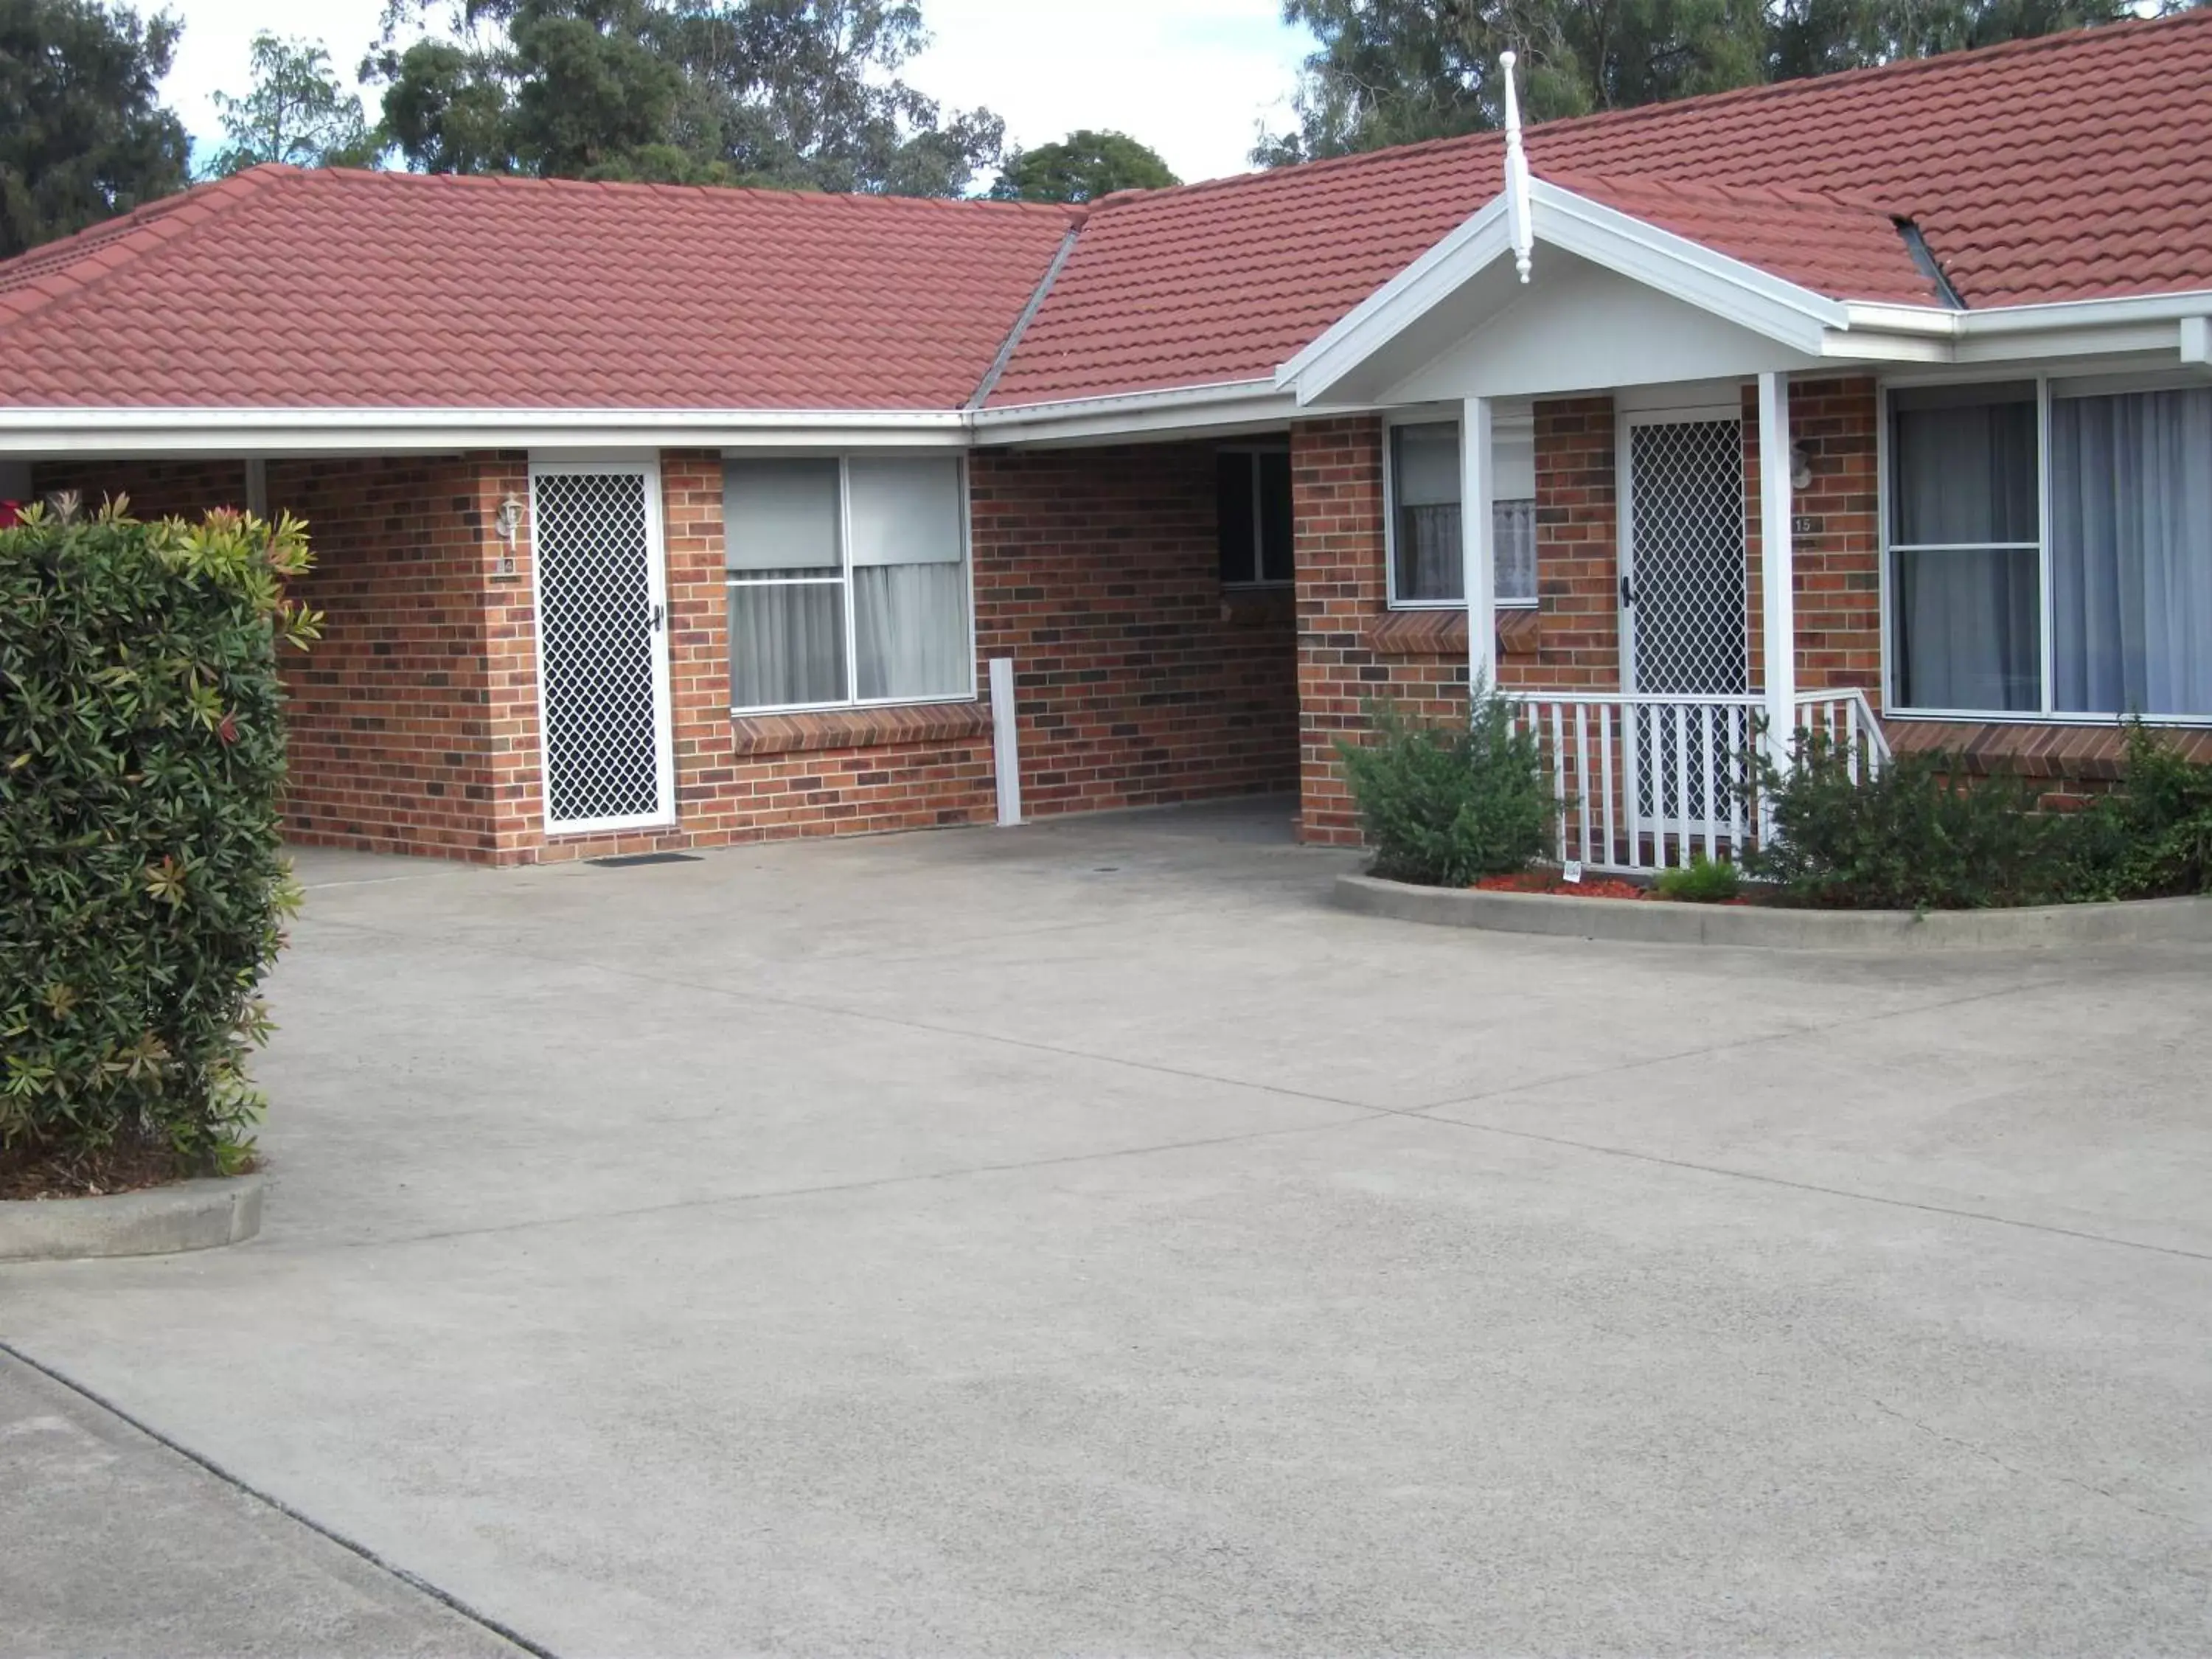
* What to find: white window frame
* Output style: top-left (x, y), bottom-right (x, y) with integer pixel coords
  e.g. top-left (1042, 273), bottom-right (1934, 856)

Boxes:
top-left (1382, 408), bottom-right (1540, 611)
top-left (1879, 369), bottom-right (2212, 726)
top-left (1216, 441), bottom-right (1294, 589)
top-left (723, 452), bottom-right (978, 717)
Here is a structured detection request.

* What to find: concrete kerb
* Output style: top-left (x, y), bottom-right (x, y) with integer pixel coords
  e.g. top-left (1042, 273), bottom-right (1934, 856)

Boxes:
top-left (1332, 873), bottom-right (2212, 950)
top-left (0, 1174), bottom-right (265, 1263)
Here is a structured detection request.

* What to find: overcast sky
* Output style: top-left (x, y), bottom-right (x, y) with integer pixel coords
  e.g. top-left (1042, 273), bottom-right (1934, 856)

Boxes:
top-left (158, 0), bottom-right (1315, 185)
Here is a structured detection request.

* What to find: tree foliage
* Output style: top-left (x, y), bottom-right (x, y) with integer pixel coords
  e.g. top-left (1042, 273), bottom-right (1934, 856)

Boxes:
top-left (1, 499), bottom-right (321, 1186)
top-left (1258, 0), bottom-right (2203, 164)
top-left (989, 129), bottom-right (1178, 202)
top-left (369, 0), bottom-right (1006, 194)
top-left (210, 33), bottom-right (382, 176)
top-left (0, 0), bottom-right (190, 258)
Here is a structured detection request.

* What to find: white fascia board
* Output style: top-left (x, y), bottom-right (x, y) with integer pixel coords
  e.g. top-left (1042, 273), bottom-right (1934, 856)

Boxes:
top-left (0, 406), bottom-right (970, 456)
top-left (970, 378), bottom-right (1297, 445)
top-left (1274, 198), bottom-right (1513, 401)
top-left (1529, 181), bottom-right (1848, 354)
top-left (1833, 289), bottom-right (2212, 368)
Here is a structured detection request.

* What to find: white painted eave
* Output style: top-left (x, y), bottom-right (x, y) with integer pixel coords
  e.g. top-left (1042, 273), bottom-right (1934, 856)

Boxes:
top-left (0, 405), bottom-right (973, 456)
top-left (0, 380), bottom-right (1301, 456)
top-left (1828, 289), bottom-right (2212, 366)
top-left (970, 378), bottom-right (1295, 445)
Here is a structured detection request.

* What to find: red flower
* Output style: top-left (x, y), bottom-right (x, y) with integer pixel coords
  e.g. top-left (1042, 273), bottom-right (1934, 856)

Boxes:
top-left (216, 713), bottom-right (240, 746)
top-left (0, 501), bottom-right (21, 529)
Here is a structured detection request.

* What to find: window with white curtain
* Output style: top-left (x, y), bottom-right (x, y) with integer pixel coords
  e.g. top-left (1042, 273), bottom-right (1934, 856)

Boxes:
top-left (724, 456), bottom-right (971, 712)
top-left (1888, 379), bottom-right (2212, 719)
top-left (1386, 417), bottom-right (1538, 606)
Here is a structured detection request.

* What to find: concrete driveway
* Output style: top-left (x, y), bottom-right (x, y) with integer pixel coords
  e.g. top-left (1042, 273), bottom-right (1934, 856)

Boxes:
top-left (4, 796), bottom-right (2209, 1657)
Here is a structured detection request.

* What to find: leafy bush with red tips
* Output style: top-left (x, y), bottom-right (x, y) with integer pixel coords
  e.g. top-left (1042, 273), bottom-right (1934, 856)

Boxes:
top-left (1, 498), bottom-right (321, 1192)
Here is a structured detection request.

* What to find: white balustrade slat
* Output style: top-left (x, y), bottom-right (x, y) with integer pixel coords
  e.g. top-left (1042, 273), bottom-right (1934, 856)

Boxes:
top-left (1599, 704), bottom-right (1616, 869)
top-left (1669, 706), bottom-right (1687, 869)
top-left (1573, 702), bottom-right (1592, 865)
top-left (1700, 704), bottom-right (1717, 863)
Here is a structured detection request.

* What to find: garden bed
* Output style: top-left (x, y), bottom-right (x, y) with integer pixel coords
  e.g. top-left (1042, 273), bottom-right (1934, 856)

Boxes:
top-left (1471, 869), bottom-right (1757, 905)
top-left (1335, 872), bottom-right (2212, 950)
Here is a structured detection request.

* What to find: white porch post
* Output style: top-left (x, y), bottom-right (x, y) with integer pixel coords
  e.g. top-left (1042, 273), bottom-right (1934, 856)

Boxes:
top-left (1461, 395), bottom-right (1496, 700)
top-left (1756, 372), bottom-right (1795, 768)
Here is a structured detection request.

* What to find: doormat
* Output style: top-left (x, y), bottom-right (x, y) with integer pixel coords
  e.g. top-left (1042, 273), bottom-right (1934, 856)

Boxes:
top-left (586, 852), bottom-right (703, 868)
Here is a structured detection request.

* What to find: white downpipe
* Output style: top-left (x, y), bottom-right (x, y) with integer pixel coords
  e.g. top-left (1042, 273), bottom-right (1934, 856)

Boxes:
top-left (1461, 395), bottom-right (1498, 700)
top-left (1756, 372), bottom-right (1796, 773)
top-left (989, 656), bottom-right (1022, 827)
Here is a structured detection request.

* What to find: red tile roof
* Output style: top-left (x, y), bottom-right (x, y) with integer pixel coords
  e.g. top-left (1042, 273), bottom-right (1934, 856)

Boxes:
top-left (1, 13), bottom-right (2207, 415)
top-left (986, 10), bottom-right (2212, 405)
top-left (0, 168), bottom-right (1073, 409)
top-left (1545, 172), bottom-right (1944, 306)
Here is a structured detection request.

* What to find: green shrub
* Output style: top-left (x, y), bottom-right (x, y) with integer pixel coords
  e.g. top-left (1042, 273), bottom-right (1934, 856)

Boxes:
top-left (1, 497), bottom-right (320, 1187)
top-left (1743, 734), bottom-right (2066, 910)
top-left (1337, 678), bottom-right (1557, 887)
top-left (2059, 722), bottom-right (2212, 900)
top-left (1653, 852), bottom-right (1742, 903)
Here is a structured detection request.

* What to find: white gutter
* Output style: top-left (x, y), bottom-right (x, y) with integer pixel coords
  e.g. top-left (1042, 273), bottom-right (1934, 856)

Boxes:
top-left (0, 405), bottom-right (972, 456)
top-left (0, 383), bottom-right (1298, 456)
top-left (1842, 288), bottom-right (2212, 338)
top-left (970, 378), bottom-right (1295, 444)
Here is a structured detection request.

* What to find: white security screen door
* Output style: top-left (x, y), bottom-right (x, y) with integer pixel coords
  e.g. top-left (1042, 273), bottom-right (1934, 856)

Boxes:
top-left (1621, 412), bottom-right (1750, 827)
top-left (529, 462), bottom-right (677, 834)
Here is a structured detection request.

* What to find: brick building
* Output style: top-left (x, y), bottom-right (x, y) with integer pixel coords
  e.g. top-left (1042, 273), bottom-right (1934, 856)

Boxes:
top-left (6, 17), bottom-right (2212, 866)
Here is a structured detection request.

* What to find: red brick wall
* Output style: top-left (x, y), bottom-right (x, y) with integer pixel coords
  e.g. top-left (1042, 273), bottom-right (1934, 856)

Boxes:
top-left (1293, 403), bottom-right (1622, 844)
top-left (503, 451), bottom-right (998, 864)
top-left (1533, 397), bottom-right (1622, 688)
top-left (969, 442), bottom-right (1299, 815)
top-left (33, 454), bottom-right (519, 858)
top-left (37, 444), bottom-right (1296, 863)
top-left (269, 455), bottom-right (516, 858)
top-left (1765, 375), bottom-right (1882, 701)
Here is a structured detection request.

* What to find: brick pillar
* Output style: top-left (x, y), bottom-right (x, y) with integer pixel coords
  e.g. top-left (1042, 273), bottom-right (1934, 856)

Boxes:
top-left (1532, 397), bottom-right (1619, 689)
top-left (1740, 376), bottom-right (1882, 709)
top-left (1292, 415), bottom-right (1388, 846)
top-left (658, 451), bottom-right (734, 840)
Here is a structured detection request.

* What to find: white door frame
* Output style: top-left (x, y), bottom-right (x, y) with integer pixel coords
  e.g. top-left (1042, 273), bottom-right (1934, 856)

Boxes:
top-left (528, 458), bottom-right (678, 835)
top-left (1615, 403), bottom-right (1751, 844)
top-left (1615, 400), bottom-right (1745, 696)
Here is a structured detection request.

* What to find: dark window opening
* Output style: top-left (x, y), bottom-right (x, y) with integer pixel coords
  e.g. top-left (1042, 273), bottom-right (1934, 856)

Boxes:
top-left (1217, 448), bottom-right (1293, 586)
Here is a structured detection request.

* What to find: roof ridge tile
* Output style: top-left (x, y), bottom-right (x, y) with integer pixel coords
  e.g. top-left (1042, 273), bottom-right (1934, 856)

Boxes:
top-left (0, 165), bottom-right (292, 335)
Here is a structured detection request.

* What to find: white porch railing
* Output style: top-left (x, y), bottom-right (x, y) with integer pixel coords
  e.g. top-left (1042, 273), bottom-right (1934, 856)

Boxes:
top-left (1509, 687), bottom-right (1888, 873)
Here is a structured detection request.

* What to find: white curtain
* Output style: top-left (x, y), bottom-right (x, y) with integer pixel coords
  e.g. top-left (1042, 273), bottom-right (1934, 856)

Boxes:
top-left (728, 582), bottom-right (844, 708)
top-left (2050, 387), bottom-right (2212, 716)
top-left (1895, 547), bottom-right (2039, 711)
top-left (847, 456), bottom-right (968, 701)
top-left (855, 563), bottom-right (966, 700)
top-left (725, 458), bottom-right (846, 708)
top-left (1890, 388), bottom-right (2040, 710)
top-left (1393, 420), bottom-right (1537, 602)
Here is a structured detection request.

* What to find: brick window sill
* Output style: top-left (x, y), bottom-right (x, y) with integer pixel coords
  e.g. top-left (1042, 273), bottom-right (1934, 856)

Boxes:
top-left (1886, 716), bottom-right (2212, 781)
top-left (729, 700), bottom-right (993, 757)
top-left (1365, 607), bottom-right (1541, 659)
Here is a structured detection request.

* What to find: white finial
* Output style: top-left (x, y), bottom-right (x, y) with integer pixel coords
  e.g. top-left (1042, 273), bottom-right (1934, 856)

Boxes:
top-left (1500, 51), bottom-right (1533, 284)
